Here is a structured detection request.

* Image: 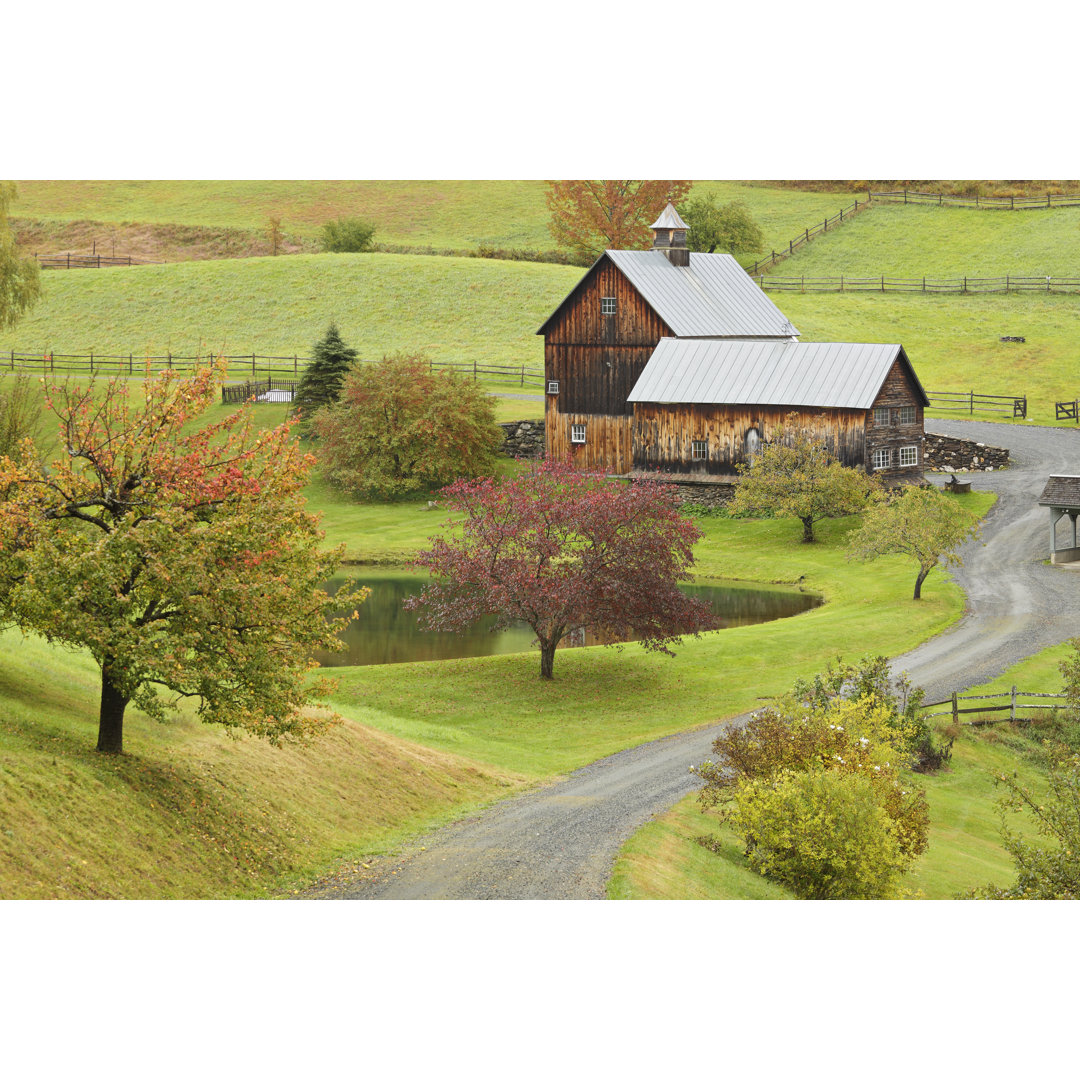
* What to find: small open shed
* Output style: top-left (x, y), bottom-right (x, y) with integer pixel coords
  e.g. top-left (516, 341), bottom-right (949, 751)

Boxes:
top-left (1038, 475), bottom-right (1080, 564)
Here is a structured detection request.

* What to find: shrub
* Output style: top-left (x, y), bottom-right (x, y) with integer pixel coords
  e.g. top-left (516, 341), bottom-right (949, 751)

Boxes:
top-left (313, 353), bottom-right (502, 499)
top-left (320, 217), bottom-right (376, 253)
top-left (729, 769), bottom-right (913, 899)
top-left (973, 752), bottom-right (1080, 899)
top-left (0, 375), bottom-right (41, 460)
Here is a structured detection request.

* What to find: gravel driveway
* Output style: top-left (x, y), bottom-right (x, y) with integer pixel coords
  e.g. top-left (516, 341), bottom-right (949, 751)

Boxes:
top-left (315, 419), bottom-right (1080, 900)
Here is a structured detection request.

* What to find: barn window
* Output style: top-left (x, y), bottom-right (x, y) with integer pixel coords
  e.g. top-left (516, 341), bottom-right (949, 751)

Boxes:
top-left (571, 423), bottom-right (587, 444)
top-left (547, 380), bottom-right (560, 395)
top-left (898, 405), bottom-right (916, 424)
top-left (873, 406), bottom-right (890, 425)
top-left (899, 445), bottom-right (918, 467)
top-left (872, 448), bottom-right (891, 470)
top-left (691, 439), bottom-right (708, 460)
top-left (600, 297), bottom-right (617, 316)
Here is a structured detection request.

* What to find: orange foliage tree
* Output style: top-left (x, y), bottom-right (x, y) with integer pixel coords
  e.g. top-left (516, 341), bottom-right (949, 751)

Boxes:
top-left (545, 180), bottom-right (694, 261)
top-left (0, 366), bottom-right (364, 754)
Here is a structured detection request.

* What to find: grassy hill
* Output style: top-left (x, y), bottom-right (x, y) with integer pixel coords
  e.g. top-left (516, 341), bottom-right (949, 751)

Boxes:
top-left (761, 201), bottom-right (1080, 277)
top-left (0, 252), bottom-right (580, 369)
top-left (10, 180), bottom-right (855, 260)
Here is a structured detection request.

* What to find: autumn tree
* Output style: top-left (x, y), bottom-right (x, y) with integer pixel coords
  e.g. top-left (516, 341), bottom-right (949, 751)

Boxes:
top-left (545, 180), bottom-right (694, 262)
top-left (405, 461), bottom-right (715, 679)
top-left (292, 322), bottom-right (359, 424)
top-left (680, 194), bottom-right (765, 258)
top-left (313, 352), bottom-right (502, 499)
top-left (0, 366), bottom-right (364, 754)
top-left (731, 418), bottom-right (880, 542)
top-left (265, 215), bottom-right (284, 255)
top-left (0, 181), bottom-right (42, 331)
top-left (848, 485), bottom-right (980, 599)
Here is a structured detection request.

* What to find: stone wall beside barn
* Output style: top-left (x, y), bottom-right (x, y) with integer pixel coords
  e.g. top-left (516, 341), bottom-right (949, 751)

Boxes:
top-left (923, 432), bottom-right (1009, 472)
top-left (499, 419), bottom-right (545, 459)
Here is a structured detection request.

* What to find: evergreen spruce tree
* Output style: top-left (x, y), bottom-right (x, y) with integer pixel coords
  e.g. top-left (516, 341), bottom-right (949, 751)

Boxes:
top-left (293, 323), bottom-right (358, 423)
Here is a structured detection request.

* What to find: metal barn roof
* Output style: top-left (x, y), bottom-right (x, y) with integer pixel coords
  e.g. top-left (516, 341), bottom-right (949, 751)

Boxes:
top-left (627, 339), bottom-right (928, 410)
top-left (536, 250), bottom-right (798, 339)
top-left (650, 203), bottom-right (689, 230)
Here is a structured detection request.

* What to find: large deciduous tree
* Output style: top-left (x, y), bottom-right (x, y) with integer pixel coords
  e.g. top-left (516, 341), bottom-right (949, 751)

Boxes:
top-left (545, 180), bottom-right (694, 261)
top-left (0, 365), bottom-right (364, 754)
top-left (405, 461), bottom-right (715, 679)
top-left (292, 321), bottom-right (359, 424)
top-left (847, 484), bottom-right (980, 598)
top-left (0, 181), bottom-right (42, 331)
top-left (313, 352), bottom-right (502, 499)
top-left (731, 417), bottom-right (880, 542)
top-left (680, 194), bottom-right (765, 258)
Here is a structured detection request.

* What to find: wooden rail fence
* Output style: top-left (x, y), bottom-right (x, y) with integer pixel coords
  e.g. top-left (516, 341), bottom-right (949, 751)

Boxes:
top-left (757, 274), bottom-right (1080, 295)
top-left (744, 198), bottom-right (868, 276)
top-left (869, 189), bottom-right (1080, 210)
top-left (923, 687), bottom-right (1067, 724)
top-left (1, 349), bottom-right (545, 386)
top-left (925, 389), bottom-right (1027, 418)
top-left (34, 253), bottom-right (161, 269)
top-left (221, 377), bottom-right (300, 404)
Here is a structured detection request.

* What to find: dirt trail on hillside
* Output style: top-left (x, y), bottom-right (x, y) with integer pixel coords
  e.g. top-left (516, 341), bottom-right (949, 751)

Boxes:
top-left (313, 419), bottom-right (1080, 900)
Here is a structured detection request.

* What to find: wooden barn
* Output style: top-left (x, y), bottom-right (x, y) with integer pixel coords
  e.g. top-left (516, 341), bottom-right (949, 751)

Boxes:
top-left (538, 203), bottom-right (928, 483)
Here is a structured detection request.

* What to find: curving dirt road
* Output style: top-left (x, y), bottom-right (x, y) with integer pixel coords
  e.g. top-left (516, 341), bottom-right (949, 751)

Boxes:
top-left (318, 419), bottom-right (1080, 900)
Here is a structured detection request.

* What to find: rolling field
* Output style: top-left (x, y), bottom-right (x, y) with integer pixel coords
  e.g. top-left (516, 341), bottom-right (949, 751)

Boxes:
top-left (10, 180), bottom-right (855, 260)
top-left (0, 252), bottom-right (580, 370)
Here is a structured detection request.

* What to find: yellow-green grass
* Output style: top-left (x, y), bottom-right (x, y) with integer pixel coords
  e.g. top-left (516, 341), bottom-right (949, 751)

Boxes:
top-left (11, 180), bottom-right (860, 259)
top-left (323, 494), bottom-right (994, 777)
top-left (762, 202), bottom-right (1080, 278)
top-left (610, 611), bottom-right (1064, 901)
top-left (0, 252), bottom-right (579, 371)
top-left (0, 630), bottom-right (523, 899)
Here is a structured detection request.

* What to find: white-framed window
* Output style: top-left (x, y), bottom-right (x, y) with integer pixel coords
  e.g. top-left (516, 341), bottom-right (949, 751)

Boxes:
top-left (898, 405), bottom-right (916, 425)
top-left (691, 439), bottom-right (708, 460)
top-left (600, 297), bottom-right (617, 316)
top-left (873, 406), bottom-right (890, 425)
top-left (899, 445), bottom-right (918, 467)
top-left (571, 423), bottom-right (587, 444)
top-left (547, 380), bottom-right (560, 395)
top-left (872, 447), bottom-right (891, 470)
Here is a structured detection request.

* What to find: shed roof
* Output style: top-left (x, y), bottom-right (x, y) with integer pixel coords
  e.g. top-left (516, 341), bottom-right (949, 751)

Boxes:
top-left (1038, 475), bottom-right (1080, 508)
top-left (627, 339), bottom-right (929, 410)
top-left (536, 250), bottom-right (798, 339)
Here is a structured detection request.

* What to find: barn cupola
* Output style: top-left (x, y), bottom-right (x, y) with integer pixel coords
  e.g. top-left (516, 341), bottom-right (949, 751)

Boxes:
top-left (650, 202), bottom-right (690, 267)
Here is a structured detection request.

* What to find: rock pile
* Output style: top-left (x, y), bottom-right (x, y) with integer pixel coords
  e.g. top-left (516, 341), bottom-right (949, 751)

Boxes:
top-left (924, 432), bottom-right (1009, 472)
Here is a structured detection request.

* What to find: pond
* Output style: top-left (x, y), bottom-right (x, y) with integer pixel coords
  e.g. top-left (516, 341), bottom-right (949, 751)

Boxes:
top-left (312, 570), bottom-right (822, 668)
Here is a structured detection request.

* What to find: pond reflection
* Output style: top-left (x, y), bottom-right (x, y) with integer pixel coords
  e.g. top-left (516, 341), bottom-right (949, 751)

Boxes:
top-left (313, 571), bottom-right (821, 668)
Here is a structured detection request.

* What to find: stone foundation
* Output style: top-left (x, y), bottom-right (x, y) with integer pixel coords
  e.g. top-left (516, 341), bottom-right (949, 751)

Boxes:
top-left (499, 419), bottom-right (545, 458)
top-left (923, 431), bottom-right (1009, 472)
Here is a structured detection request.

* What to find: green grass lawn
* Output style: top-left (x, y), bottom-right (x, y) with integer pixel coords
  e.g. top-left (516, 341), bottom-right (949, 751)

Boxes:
top-left (610, 618), bottom-right (1069, 901)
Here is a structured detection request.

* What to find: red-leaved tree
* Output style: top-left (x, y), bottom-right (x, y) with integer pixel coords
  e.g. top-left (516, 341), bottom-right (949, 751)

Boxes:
top-left (405, 461), bottom-right (715, 678)
top-left (545, 180), bottom-right (694, 261)
top-left (0, 365), bottom-right (364, 754)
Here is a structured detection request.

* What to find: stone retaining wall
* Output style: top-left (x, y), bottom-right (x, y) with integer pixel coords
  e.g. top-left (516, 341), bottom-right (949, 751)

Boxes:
top-left (924, 431), bottom-right (1010, 472)
top-left (499, 419), bottom-right (545, 458)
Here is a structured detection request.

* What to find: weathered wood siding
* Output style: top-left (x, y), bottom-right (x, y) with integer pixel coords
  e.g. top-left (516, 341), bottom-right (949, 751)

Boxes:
top-left (546, 398), bottom-right (632, 475)
top-left (866, 357), bottom-right (925, 478)
top-left (544, 256), bottom-right (669, 428)
top-left (632, 404), bottom-right (868, 476)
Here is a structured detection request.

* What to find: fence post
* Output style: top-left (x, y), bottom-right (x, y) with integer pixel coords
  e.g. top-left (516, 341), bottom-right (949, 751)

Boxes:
top-left (1010, 686), bottom-right (1017, 721)
top-left (904, 190), bottom-right (907, 204)
top-left (951, 692), bottom-right (958, 725)
top-left (520, 364), bottom-right (524, 387)
top-left (252, 354), bottom-right (256, 375)
top-left (90, 351), bottom-right (94, 373)
top-left (963, 276), bottom-right (967, 293)
top-left (167, 352), bottom-right (172, 369)
top-left (473, 359), bottom-right (477, 382)
top-left (970, 390), bottom-right (974, 415)
top-left (923, 276), bottom-right (926, 292)
top-left (1011, 196), bottom-right (1015, 210)
top-left (1006, 274), bottom-right (1009, 293)
top-left (9, 349), bottom-right (12, 371)
top-left (294, 354), bottom-right (297, 375)
top-left (840, 274), bottom-right (844, 292)
top-left (881, 275), bottom-right (884, 293)
top-left (129, 353), bottom-right (133, 375)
